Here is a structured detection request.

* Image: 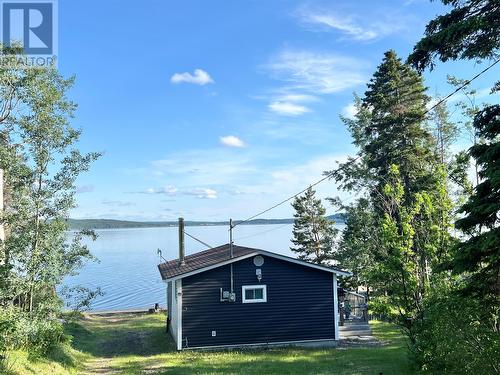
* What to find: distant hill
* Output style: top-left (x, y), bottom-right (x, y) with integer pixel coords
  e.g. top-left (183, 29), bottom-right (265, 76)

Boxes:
top-left (66, 214), bottom-right (346, 230)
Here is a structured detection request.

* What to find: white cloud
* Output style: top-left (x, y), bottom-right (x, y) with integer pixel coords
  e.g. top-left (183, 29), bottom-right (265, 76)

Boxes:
top-left (102, 200), bottom-right (135, 207)
top-left (266, 49), bottom-right (366, 94)
top-left (140, 185), bottom-right (217, 199)
top-left (276, 93), bottom-right (318, 103)
top-left (342, 103), bottom-right (357, 119)
top-left (76, 185), bottom-right (94, 194)
top-left (302, 13), bottom-right (378, 41)
top-left (268, 101), bottom-right (310, 116)
top-left (144, 185), bottom-right (179, 195)
top-left (121, 147), bottom-right (358, 220)
top-left (150, 149), bottom-right (258, 187)
top-left (170, 69), bottom-right (214, 85)
top-left (185, 188), bottom-right (218, 199)
top-left (296, 7), bottom-right (412, 42)
top-left (220, 135), bottom-right (246, 148)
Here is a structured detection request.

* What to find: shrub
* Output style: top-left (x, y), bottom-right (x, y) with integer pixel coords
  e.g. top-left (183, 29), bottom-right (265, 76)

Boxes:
top-left (0, 307), bottom-right (65, 355)
top-left (413, 293), bottom-right (500, 374)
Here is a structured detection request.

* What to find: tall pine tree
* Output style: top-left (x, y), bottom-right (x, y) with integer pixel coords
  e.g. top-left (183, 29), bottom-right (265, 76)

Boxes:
top-left (328, 51), bottom-right (454, 343)
top-left (454, 105), bottom-right (499, 303)
top-left (290, 187), bottom-right (337, 265)
top-left (408, 3), bottom-right (499, 371)
top-left (408, 0), bottom-right (499, 71)
top-left (363, 50), bottom-right (436, 208)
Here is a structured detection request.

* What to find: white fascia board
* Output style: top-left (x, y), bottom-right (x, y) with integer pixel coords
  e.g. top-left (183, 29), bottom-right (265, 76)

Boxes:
top-left (165, 252), bottom-right (259, 282)
top-left (254, 249), bottom-right (352, 277)
top-left (165, 250), bottom-right (351, 282)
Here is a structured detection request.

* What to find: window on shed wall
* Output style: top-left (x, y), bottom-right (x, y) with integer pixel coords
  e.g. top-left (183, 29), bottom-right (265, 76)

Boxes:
top-left (242, 285), bottom-right (267, 303)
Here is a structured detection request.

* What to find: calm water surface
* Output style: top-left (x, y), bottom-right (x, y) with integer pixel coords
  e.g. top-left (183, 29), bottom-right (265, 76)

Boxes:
top-left (63, 224), bottom-right (344, 311)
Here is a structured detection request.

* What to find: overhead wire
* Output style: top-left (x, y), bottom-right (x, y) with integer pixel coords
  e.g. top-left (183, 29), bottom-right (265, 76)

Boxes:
top-left (234, 223), bottom-right (291, 241)
top-left (232, 58), bottom-right (500, 229)
top-left (184, 230), bottom-right (213, 249)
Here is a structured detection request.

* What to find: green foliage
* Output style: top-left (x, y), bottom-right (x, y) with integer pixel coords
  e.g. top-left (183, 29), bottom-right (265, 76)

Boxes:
top-left (330, 50), bottom-right (457, 353)
top-left (408, 0), bottom-right (500, 71)
top-left (363, 50), bottom-right (434, 200)
top-left (0, 47), bottom-right (100, 356)
top-left (0, 307), bottom-right (65, 355)
top-left (332, 197), bottom-right (377, 292)
top-left (409, 2), bottom-right (500, 372)
top-left (454, 105), bottom-right (500, 301)
top-left (290, 187), bottom-right (338, 264)
top-left (413, 291), bottom-right (500, 374)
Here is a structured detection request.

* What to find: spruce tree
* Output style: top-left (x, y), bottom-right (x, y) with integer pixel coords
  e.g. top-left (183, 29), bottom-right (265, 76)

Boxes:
top-left (290, 187), bottom-right (337, 265)
top-left (363, 50), bottom-right (435, 207)
top-left (328, 51), bottom-right (454, 343)
top-left (333, 198), bottom-right (376, 295)
top-left (454, 104), bottom-right (500, 302)
top-left (408, 3), bottom-right (500, 371)
top-left (408, 0), bottom-right (500, 72)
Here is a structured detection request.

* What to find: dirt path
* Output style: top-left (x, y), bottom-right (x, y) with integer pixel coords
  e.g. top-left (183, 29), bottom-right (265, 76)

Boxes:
top-left (72, 313), bottom-right (172, 375)
top-left (80, 358), bottom-right (119, 375)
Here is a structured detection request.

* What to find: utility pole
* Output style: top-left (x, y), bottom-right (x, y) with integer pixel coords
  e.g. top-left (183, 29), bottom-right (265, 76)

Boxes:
top-left (229, 218), bottom-right (234, 258)
top-left (178, 217), bottom-right (185, 265)
top-left (229, 218), bottom-right (234, 296)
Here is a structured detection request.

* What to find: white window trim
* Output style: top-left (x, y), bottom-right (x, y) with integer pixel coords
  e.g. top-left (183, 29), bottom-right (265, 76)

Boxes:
top-left (242, 285), bottom-right (267, 303)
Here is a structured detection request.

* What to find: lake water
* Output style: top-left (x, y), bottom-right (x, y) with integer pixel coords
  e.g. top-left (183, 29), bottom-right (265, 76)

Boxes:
top-left (63, 223), bottom-right (344, 311)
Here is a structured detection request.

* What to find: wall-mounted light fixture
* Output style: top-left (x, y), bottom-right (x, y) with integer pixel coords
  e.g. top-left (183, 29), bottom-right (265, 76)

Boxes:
top-left (256, 268), bottom-right (262, 282)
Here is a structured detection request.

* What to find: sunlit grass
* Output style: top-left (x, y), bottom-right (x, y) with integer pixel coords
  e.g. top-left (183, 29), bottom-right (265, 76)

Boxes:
top-left (3, 313), bottom-right (416, 374)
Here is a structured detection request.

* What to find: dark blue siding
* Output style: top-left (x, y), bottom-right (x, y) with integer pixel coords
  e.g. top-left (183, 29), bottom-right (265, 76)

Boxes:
top-left (181, 255), bottom-right (335, 348)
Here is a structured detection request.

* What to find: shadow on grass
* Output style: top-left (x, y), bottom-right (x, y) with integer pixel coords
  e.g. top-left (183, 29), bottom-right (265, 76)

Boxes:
top-left (144, 346), bottom-right (413, 375)
top-left (62, 314), bottom-right (414, 375)
top-left (64, 313), bottom-right (175, 358)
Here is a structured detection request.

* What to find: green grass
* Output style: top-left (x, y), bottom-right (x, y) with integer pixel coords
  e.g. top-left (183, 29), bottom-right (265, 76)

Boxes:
top-left (3, 313), bottom-right (416, 374)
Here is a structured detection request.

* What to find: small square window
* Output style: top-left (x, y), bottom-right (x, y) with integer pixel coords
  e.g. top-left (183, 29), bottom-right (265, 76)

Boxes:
top-left (245, 289), bottom-right (253, 300)
top-left (242, 285), bottom-right (267, 303)
top-left (254, 288), bottom-right (263, 299)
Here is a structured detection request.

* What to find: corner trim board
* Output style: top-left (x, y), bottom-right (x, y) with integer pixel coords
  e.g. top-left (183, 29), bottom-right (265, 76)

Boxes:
top-left (333, 274), bottom-right (339, 340)
top-left (177, 279), bottom-right (183, 350)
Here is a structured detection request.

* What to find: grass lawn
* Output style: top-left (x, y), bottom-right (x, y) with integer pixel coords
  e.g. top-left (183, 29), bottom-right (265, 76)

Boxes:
top-left (3, 313), bottom-right (416, 374)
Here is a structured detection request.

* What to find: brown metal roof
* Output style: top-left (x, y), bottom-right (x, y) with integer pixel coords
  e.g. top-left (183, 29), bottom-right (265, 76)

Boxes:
top-left (157, 244), bottom-right (258, 280)
top-left (157, 243), bottom-right (351, 280)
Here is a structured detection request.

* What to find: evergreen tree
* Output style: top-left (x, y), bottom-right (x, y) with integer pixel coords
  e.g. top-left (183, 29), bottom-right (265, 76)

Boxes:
top-left (363, 50), bottom-right (436, 208)
top-left (430, 101), bottom-right (459, 165)
top-left (408, 0), bottom-right (500, 72)
top-left (454, 104), bottom-right (500, 302)
top-left (332, 198), bottom-right (377, 296)
top-left (327, 51), bottom-right (454, 343)
top-left (408, 3), bottom-right (500, 371)
top-left (290, 187), bottom-right (337, 265)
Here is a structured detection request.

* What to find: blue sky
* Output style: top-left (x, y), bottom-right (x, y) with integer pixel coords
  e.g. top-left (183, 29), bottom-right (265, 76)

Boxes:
top-left (61, 0), bottom-right (499, 221)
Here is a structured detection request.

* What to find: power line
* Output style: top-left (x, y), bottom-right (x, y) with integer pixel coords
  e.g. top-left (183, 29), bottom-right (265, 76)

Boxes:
top-left (233, 157), bottom-right (360, 228)
top-left (184, 230), bottom-right (213, 249)
top-left (234, 223), bottom-right (291, 241)
top-left (233, 59), bottom-right (499, 228)
top-left (423, 59), bottom-right (499, 116)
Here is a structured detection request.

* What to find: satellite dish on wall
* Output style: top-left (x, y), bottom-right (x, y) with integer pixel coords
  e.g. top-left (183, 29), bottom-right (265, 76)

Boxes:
top-left (253, 255), bottom-right (264, 267)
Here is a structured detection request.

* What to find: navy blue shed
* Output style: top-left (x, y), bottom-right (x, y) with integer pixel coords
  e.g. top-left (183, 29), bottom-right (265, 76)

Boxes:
top-left (158, 244), bottom-right (350, 350)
